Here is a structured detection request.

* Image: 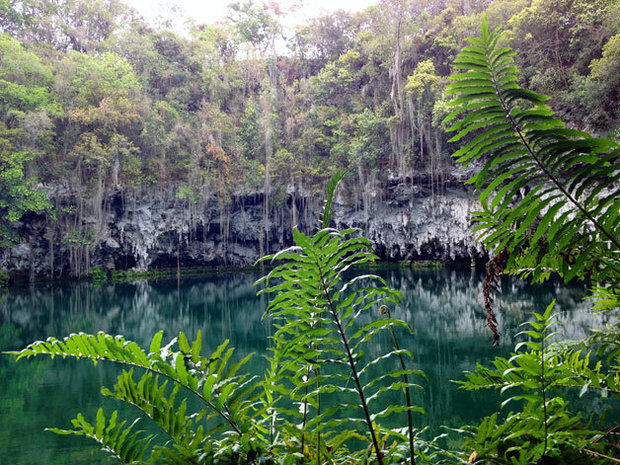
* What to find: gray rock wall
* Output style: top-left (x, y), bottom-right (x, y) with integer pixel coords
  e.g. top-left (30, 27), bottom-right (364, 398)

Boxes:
top-left (1, 178), bottom-right (487, 278)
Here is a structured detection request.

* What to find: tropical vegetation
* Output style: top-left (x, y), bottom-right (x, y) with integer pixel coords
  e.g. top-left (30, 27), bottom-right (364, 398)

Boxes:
top-left (2, 1), bottom-right (619, 464)
top-left (0, 0), bottom-right (619, 276)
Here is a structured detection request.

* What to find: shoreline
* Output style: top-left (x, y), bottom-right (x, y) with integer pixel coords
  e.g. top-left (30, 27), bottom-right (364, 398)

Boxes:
top-left (0, 259), bottom-right (461, 287)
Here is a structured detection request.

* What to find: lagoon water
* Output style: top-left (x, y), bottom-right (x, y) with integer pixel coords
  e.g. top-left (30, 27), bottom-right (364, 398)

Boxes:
top-left (0, 268), bottom-right (611, 464)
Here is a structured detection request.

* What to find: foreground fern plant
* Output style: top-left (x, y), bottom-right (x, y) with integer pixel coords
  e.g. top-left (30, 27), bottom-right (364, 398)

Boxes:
top-left (7, 332), bottom-right (266, 463)
top-left (442, 15), bottom-right (619, 464)
top-left (257, 226), bottom-right (424, 464)
top-left (458, 302), bottom-right (619, 464)
top-left (256, 171), bottom-right (426, 465)
top-left (445, 14), bottom-right (620, 343)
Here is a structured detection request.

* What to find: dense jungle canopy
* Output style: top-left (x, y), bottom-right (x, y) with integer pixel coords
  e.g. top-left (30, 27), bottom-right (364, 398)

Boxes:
top-left (0, 0), bottom-right (619, 256)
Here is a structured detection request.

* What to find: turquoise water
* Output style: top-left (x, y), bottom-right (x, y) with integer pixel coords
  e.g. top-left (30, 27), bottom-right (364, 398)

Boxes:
top-left (0, 268), bottom-right (611, 463)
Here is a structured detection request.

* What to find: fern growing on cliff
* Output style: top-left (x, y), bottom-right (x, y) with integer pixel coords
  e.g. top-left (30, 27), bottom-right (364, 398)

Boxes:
top-left (444, 15), bottom-right (620, 342)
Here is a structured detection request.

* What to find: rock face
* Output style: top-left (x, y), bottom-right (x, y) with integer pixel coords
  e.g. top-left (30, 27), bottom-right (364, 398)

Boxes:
top-left (333, 185), bottom-right (485, 262)
top-left (1, 176), bottom-right (487, 278)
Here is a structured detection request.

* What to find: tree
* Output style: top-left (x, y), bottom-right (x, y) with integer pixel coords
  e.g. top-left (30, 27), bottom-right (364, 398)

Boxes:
top-left (291, 10), bottom-right (358, 70)
top-left (0, 33), bottom-right (52, 114)
top-left (405, 59), bottom-right (442, 159)
top-left (567, 32), bottom-right (620, 134)
top-left (0, 136), bottom-right (51, 246)
top-left (1, 0), bottom-right (131, 52)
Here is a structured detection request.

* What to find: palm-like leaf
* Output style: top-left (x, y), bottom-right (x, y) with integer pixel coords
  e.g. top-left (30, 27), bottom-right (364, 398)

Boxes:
top-left (457, 301), bottom-right (613, 463)
top-left (445, 15), bottom-right (619, 290)
top-left (47, 409), bottom-right (152, 464)
top-left (7, 331), bottom-right (263, 463)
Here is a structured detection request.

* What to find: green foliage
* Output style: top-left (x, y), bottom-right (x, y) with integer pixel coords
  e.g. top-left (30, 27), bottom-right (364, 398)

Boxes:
top-left (321, 169), bottom-right (346, 228)
top-left (0, 147), bottom-right (51, 246)
top-left (405, 60), bottom-right (441, 96)
top-left (0, 33), bottom-right (52, 114)
top-left (256, 225), bottom-right (425, 464)
top-left (175, 186), bottom-right (199, 204)
top-left (458, 301), bottom-right (618, 464)
top-left (238, 100), bottom-right (262, 160)
top-left (63, 229), bottom-right (95, 246)
top-left (580, 32), bottom-right (620, 131)
top-left (444, 15), bottom-right (620, 464)
top-left (89, 266), bottom-right (108, 284)
top-left (445, 14), bottom-right (619, 302)
top-left (66, 51), bottom-right (141, 106)
top-left (348, 109), bottom-right (393, 170)
top-left (228, 0), bottom-right (279, 48)
top-left (7, 331), bottom-right (265, 463)
top-left (48, 409), bottom-right (153, 464)
top-left (311, 50), bottom-right (363, 108)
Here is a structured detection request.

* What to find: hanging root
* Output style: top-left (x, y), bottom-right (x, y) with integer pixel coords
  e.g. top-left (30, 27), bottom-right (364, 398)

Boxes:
top-left (482, 248), bottom-right (509, 346)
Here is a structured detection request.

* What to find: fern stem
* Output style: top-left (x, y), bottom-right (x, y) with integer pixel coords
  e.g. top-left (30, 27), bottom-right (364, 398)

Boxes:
top-left (316, 367), bottom-right (321, 465)
top-left (583, 448), bottom-right (620, 464)
top-left (328, 304), bottom-right (383, 465)
top-left (540, 325), bottom-right (549, 459)
top-left (100, 441), bottom-right (131, 463)
top-left (381, 306), bottom-right (416, 465)
top-left (315, 263), bottom-right (384, 465)
top-left (301, 366), bottom-right (309, 462)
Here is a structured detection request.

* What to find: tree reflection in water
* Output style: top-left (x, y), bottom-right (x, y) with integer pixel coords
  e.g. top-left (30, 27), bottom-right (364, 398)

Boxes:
top-left (0, 268), bottom-right (610, 464)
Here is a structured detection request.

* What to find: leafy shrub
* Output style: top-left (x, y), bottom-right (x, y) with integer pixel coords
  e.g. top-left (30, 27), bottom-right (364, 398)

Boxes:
top-left (89, 266), bottom-right (108, 284)
top-left (8, 332), bottom-right (267, 464)
top-left (444, 15), bottom-right (619, 464)
top-left (458, 301), bottom-right (619, 464)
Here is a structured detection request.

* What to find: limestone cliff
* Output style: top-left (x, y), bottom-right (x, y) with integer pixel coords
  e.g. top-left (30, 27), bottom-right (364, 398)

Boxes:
top-left (1, 173), bottom-right (487, 278)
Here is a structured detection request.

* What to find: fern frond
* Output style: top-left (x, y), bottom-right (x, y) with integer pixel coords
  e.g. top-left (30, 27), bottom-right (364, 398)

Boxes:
top-left (322, 169), bottom-right (347, 228)
top-left (47, 409), bottom-right (152, 464)
top-left (7, 332), bottom-right (257, 437)
top-left (258, 225), bottom-right (427, 465)
top-left (102, 370), bottom-right (202, 449)
top-left (457, 301), bottom-right (613, 462)
top-left (445, 14), bottom-right (620, 288)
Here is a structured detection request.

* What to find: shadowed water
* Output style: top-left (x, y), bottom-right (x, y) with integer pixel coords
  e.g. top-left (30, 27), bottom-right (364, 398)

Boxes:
top-left (0, 268), bottom-right (612, 464)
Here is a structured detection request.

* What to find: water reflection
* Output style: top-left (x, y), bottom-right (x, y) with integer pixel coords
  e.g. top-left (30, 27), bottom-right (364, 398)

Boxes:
top-left (0, 268), bottom-right (611, 464)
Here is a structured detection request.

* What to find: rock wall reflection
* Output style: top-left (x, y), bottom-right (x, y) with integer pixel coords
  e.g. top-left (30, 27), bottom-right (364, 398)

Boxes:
top-left (0, 269), bottom-right (612, 464)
